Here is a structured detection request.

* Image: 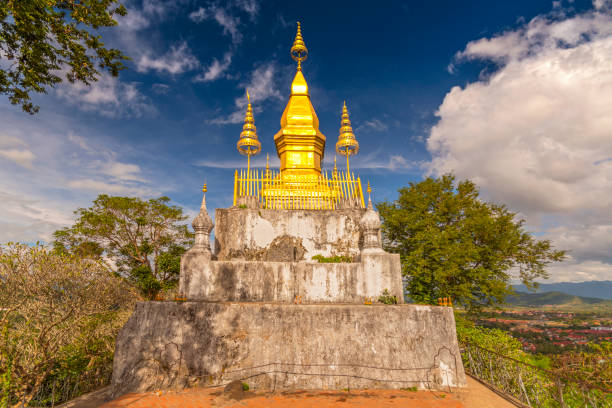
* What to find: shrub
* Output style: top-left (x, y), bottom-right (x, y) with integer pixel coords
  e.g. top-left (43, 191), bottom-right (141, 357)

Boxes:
top-left (378, 289), bottom-right (398, 305)
top-left (311, 254), bottom-right (352, 263)
top-left (0, 243), bottom-right (135, 406)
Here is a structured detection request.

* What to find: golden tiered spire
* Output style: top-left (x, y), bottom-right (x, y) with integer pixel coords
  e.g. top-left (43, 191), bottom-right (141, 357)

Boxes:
top-left (290, 22), bottom-right (308, 71)
top-left (274, 22), bottom-right (325, 177)
top-left (336, 101), bottom-right (359, 174)
top-left (236, 90), bottom-right (261, 176)
top-left (232, 22), bottom-right (366, 210)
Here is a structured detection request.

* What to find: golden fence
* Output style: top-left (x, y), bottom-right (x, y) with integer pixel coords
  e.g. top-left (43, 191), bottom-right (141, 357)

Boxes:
top-left (233, 169), bottom-right (365, 210)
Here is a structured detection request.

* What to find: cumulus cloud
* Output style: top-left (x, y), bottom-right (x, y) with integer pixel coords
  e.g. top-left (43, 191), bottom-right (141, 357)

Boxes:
top-left (137, 42), bottom-right (200, 75)
top-left (194, 52), bottom-right (233, 82)
top-left (55, 73), bottom-right (155, 118)
top-left (428, 5), bottom-right (612, 282)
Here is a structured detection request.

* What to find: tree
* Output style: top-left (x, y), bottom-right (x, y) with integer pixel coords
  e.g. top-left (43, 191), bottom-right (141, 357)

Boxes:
top-left (377, 174), bottom-right (565, 310)
top-left (0, 243), bottom-right (134, 406)
top-left (0, 0), bottom-right (128, 113)
top-left (53, 195), bottom-right (193, 299)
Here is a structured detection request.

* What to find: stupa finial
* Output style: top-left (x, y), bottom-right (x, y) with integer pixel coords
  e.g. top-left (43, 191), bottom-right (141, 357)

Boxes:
top-left (291, 22), bottom-right (308, 71)
top-left (336, 101), bottom-right (359, 174)
top-left (237, 89), bottom-right (261, 175)
top-left (367, 181), bottom-right (372, 209)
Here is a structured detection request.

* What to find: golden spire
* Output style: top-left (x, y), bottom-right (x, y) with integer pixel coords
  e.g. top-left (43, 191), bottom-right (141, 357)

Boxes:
top-left (367, 181), bottom-right (372, 209)
top-left (237, 90), bottom-right (261, 175)
top-left (291, 21), bottom-right (308, 71)
top-left (274, 22), bottom-right (326, 177)
top-left (332, 155), bottom-right (338, 179)
top-left (265, 153), bottom-right (270, 179)
top-left (336, 101), bottom-right (359, 173)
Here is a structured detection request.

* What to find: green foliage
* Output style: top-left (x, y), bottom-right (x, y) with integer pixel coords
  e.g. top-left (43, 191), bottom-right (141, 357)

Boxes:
top-left (0, 0), bottom-right (129, 113)
top-left (53, 195), bottom-right (193, 299)
top-left (378, 289), bottom-right (398, 305)
top-left (238, 204), bottom-right (248, 209)
top-left (377, 174), bottom-right (565, 310)
top-left (242, 382), bottom-right (249, 391)
top-left (311, 254), bottom-right (352, 263)
top-left (0, 243), bottom-right (134, 406)
top-left (455, 313), bottom-right (525, 358)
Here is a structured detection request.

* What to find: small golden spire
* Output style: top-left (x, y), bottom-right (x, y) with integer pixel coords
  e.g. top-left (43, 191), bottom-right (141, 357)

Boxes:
top-left (336, 101), bottom-right (359, 174)
top-left (367, 181), bottom-right (372, 209)
top-left (265, 153), bottom-right (270, 179)
top-left (332, 155), bottom-right (338, 179)
top-left (237, 89), bottom-right (261, 176)
top-left (202, 182), bottom-right (207, 193)
top-left (290, 22), bottom-right (308, 71)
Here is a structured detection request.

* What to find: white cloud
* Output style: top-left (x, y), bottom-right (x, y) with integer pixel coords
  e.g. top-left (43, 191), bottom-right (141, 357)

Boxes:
top-left (428, 6), bottom-right (612, 282)
top-left (190, 5), bottom-right (242, 45)
top-left (151, 83), bottom-right (170, 94)
top-left (0, 149), bottom-right (35, 169)
top-left (137, 42), bottom-right (200, 75)
top-left (55, 73), bottom-right (155, 118)
top-left (189, 7), bottom-right (208, 22)
top-left (67, 179), bottom-right (149, 195)
top-left (235, 0), bottom-right (259, 20)
top-left (593, 0), bottom-right (612, 10)
top-left (195, 52), bottom-right (233, 82)
top-left (0, 107), bottom-right (163, 243)
top-left (0, 135), bottom-right (34, 168)
top-left (357, 118), bottom-right (389, 133)
top-left (209, 63), bottom-right (282, 124)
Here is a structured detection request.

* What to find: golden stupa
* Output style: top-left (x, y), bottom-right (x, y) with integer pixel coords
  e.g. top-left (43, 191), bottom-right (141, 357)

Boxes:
top-left (233, 22), bottom-right (364, 210)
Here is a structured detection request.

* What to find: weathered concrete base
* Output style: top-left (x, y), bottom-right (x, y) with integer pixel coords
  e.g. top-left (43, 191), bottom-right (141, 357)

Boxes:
top-left (111, 302), bottom-right (466, 398)
top-left (214, 208), bottom-right (366, 261)
top-left (179, 253), bottom-right (403, 303)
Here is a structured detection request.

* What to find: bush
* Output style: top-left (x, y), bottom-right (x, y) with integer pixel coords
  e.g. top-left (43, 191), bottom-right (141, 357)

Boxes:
top-left (0, 243), bottom-right (135, 406)
top-left (378, 289), bottom-right (398, 305)
top-left (311, 254), bottom-right (352, 263)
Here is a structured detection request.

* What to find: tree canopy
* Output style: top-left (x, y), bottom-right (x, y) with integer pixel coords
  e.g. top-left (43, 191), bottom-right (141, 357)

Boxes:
top-left (0, 0), bottom-right (128, 113)
top-left (0, 243), bottom-right (134, 406)
top-left (377, 174), bottom-right (566, 310)
top-left (53, 195), bottom-right (193, 299)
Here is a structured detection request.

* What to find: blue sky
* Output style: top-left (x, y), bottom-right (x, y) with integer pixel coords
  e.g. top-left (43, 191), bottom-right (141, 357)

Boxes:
top-left (1, 0), bottom-right (612, 282)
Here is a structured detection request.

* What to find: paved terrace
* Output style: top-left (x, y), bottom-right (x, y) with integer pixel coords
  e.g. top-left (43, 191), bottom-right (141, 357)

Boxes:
top-left (61, 377), bottom-right (517, 408)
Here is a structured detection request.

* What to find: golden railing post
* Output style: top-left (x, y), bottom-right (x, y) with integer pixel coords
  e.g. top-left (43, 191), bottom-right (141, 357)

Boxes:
top-left (358, 176), bottom-right (365, 208)
top-left (233, 169), bottom-right (238, 206)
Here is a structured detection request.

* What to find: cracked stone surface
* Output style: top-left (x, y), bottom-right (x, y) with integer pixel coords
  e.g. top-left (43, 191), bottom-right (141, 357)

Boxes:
top-left (111, 302), bottom-right (466, 397)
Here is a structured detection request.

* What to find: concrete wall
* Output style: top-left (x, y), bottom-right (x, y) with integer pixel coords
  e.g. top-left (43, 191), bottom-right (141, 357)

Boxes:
top-left (111, 302), bottom-right (466, 397)
top-left (214, 208), bottom-right (366, 261)
top-left (179, 253), bottom-right (403, 304)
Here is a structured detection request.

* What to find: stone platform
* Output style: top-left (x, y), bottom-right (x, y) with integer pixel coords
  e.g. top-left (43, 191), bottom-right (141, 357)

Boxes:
top-left (110, 301), bottom-right (466, 397)
top-left (179, 253), bottom-right (403, 303)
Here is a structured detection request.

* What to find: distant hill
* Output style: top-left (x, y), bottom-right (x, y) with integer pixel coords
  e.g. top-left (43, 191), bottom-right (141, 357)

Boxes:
top-left (506, 291), bottom-right (612, 311)
top-left (512, 281), bottom-right (612, 300)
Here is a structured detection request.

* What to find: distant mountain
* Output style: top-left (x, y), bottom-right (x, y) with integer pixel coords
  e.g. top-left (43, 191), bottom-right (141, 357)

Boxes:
top-left (512, 281), bottom-right (612, 300)
top-left (506, 291), bottom-right (612, 308)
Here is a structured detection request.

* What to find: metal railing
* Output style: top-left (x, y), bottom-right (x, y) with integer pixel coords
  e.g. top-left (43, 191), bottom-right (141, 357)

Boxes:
top-left (233, 168), bottom-right (365, 210)
top-left (461, 342), bottom-right (612, 408)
